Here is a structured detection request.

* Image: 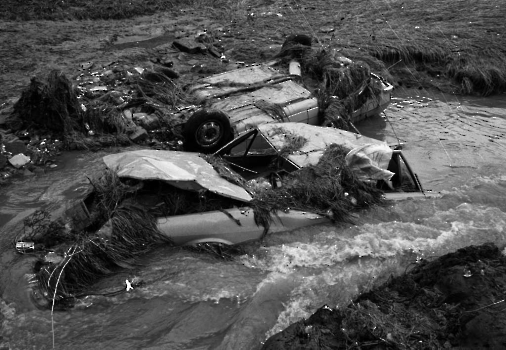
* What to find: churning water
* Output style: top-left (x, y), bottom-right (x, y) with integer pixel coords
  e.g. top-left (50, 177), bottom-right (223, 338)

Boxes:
top-left (1, 90), bottom-right (506, 349)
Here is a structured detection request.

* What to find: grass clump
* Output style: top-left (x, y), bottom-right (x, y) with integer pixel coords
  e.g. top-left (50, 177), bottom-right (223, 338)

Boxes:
top-left (8, 70), bottom-right (83, 136)
top-left (6, 67), bottom-right (191, 149)
top-left (251, 144), bottom-right (384, 232)
top-left (226, 0), bottom-right (506, 96)
top-left (278, 45), bottom-right (382, 127)
top-left (28, 170), bottom-right (170, 306)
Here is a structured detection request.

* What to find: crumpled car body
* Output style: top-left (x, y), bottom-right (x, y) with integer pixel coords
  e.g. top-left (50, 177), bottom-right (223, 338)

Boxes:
top-left (99, 123), bottom-right (430, 246)
top-left (191, 65), bottom-right (392, 128)
top-left (180, 63), bottom-right (393, 153)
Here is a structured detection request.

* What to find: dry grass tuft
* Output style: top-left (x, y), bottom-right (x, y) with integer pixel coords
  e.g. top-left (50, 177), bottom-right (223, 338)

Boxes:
top-left (251, 144), bottom-right (384, 232)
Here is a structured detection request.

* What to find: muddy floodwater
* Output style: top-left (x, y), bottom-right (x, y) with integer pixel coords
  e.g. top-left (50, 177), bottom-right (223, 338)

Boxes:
top-left (1, 90), bottom-right (506, 349)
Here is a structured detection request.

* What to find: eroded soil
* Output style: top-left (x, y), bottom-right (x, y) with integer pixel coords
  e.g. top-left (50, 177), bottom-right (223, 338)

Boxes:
top-left (263, 244), bottom-right (506, 350)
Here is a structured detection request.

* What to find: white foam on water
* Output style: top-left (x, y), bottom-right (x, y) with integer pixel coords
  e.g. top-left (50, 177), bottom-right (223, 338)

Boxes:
top-left (265, 256), bottom-right (407, 338)
top-left (262, 185), bottom-right (506, 339)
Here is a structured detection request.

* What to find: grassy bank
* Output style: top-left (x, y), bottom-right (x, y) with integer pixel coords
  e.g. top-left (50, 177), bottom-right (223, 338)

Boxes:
top-left (0, 0), bottom-right (505, 96)
top-left (225, 0), bottom-right (506, 96)
top-left (0, 0), bottom-right (229, 20)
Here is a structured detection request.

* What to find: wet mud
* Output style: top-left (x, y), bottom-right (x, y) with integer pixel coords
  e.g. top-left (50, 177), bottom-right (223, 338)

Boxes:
top-left (263, 243), bottom-right (506, 350)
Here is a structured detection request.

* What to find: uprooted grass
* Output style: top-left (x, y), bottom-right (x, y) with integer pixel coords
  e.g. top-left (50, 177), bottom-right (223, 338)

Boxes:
top-left (278, 45), bottom-right (382, 127)
top-left (251, 144), bottom-right (384, 232)
top-left (8, 67), bottom-right (191, 148)
top-left (8, 70), bottom-right (83, 136)
top-left (30, 144), bottom-right (384, 306)
top-left (30, 168), bottom-right (251, 305)
top-left (32, 170), bottom-right (171, 305)
top-left (226, 0), bottom-right (506, 96)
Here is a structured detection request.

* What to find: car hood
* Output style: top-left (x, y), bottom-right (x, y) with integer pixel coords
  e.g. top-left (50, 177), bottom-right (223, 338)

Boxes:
top-left (103, 150), bottom-right (253, 203)
top-left (257, 123), bottom-right (394, 182)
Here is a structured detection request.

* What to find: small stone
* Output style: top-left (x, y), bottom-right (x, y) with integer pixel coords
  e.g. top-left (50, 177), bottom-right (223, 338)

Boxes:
top-left (8, 153), bottom-right (30, 168)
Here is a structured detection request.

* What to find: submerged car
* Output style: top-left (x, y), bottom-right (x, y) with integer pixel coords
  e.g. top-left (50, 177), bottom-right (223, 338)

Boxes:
top-left (20, 123), bottom-right (436, 308)
top-left (178, 63), bottom-right (393, 153)
top-left (67, 123), bottom-right (428, 247)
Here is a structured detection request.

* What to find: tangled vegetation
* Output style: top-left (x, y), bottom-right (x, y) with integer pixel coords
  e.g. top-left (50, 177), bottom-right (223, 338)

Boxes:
top-left (228, 0), bottom-right (506, 96)
top-left (22, 141), bottom-right (384, 307)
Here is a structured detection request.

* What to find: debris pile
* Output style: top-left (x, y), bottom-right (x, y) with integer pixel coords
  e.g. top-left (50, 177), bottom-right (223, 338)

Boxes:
top-left (20, 143), bottom-right (383, 308)
top-left (277, 36), bottom-right (382, 130)
top-left (0, 62), bottom-right (190, 183)
top-left (0, 31), bottom-right (389, 185)
top-left (250, 143), bottom-right (384, 231)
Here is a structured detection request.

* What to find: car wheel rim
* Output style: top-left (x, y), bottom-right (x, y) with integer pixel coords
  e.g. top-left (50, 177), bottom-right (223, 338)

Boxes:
top-left (196, 121), bottom-right (221, 146)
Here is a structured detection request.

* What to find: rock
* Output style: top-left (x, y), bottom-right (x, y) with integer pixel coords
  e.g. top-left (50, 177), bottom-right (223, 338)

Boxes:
top-left (128, 126), bottom-right (149, 143)
top-left (8, 153), bottom-right (30, 168)
top-left (4, 139), bottom-right (27, 155)
top-left (172, 37), bottom-right (207, 54)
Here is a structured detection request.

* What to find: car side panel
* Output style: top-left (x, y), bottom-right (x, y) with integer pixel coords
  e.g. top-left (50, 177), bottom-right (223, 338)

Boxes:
top-left (157, 207), bottom-right (329, 246)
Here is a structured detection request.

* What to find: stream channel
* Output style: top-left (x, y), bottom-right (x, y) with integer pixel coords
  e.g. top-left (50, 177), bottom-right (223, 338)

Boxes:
top-left (1, 89), bottom-right (506, 349)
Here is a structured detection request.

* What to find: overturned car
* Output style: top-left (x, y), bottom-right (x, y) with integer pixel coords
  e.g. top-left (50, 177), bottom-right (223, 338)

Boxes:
top-left (19, 123), bottom-right (432, 307)
top-left (178, 58), bottom-right (393, 153)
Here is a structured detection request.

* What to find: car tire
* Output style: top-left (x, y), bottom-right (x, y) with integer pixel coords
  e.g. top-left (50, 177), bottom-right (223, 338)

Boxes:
top-left (183, 109), bottom-right (232, 153)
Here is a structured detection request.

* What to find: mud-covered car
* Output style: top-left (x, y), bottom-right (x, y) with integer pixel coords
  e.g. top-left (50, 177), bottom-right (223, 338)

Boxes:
top-left (19, 122), bottom-right (435, 308)
top-left (178, 62), bottom-right (393, 153)
top-left (83, 123), bottom-right (428, 246)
